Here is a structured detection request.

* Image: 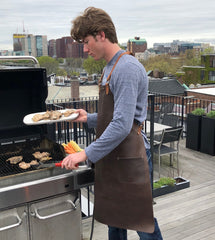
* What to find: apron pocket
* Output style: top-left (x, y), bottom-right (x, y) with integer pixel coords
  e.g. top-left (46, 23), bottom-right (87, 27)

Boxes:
top-left (116, 157), bottom-right (146, 183)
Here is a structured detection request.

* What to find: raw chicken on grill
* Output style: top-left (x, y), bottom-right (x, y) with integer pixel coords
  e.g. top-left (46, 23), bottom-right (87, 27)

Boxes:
top-left (19, 161), bottom-right (31, 169)
top-left (6, 156), bottom-right (23, 164)
top-left (32, 151), bottom-right (52, 162)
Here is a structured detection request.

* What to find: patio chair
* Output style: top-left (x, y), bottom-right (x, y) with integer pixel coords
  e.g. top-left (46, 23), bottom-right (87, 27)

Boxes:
top-left (153, 126), bottom-right (183, 178)
top-left (160, 102), bottom-right (174, 116)
top-left (161, 113), bottom-right (179, 127)
top-left (147, 110), bottom-right (161, 123)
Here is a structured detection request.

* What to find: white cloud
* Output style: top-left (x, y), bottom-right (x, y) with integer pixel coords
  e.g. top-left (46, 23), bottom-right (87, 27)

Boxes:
top-left (0, 0), bottom-right (215, 50)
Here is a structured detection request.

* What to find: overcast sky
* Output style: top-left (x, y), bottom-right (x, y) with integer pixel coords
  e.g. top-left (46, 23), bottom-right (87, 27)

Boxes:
top-left (1, 0), bottom-right (215, 50)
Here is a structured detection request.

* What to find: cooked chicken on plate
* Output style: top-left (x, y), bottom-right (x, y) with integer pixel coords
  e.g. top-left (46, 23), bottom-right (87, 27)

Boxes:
top-left (49, 110), bottom-right (63, 120)
top-left (19, 161), bottom-right (31, 169)
top-left (31, 109), bottom-right (76, 122)
top-left (6, 156), bottom-right (23, 164)
top-left (63, 109), bottom-right (76, 117)
top-left (32, 111), bottom-right (50, 122)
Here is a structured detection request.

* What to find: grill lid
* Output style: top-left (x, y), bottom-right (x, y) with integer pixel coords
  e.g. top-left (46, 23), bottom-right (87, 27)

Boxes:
top-left (0, 67), bottom-right (48, 142)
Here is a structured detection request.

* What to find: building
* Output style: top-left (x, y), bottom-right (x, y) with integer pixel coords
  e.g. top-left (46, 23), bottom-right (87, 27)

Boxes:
top-left (148, 78), bottom-right (186, 95)
top-left (56, 37), bottom-right (74, 58)
top-left (35, 35), bottom-right (48, 57)
top-left (0, 50), bottom-right (12, 56)
top-left (127, 37), bottom-right (147, 55)
top-left (67, 42), bottom-right (88, 58)
top-left (178, 43), bottom-right (201, 53)
top-left (54, 37), bottom-right (87, 59)
top-left (48, 39), bottom-right (56, 58)
top-left (135, 50), bottom-right (156, 61)
top-left (13, 34), bottom-right (48, 57)
top-left (153, 42), bottom-right (171, 54)
top-left (201, 54), bottom-right (215, 81)
top-left (170, 42), bottom-right (179, 54)
top-left (182, 54), bottom-right (215, 85)
top-left (186, 86), bottom-right (215, 102)
top-left (182, 54), bottom-right (215, 86)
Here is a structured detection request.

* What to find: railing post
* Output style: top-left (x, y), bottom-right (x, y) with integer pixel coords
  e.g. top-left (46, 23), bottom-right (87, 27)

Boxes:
top-left (149, 94), bottom-right (155, 188)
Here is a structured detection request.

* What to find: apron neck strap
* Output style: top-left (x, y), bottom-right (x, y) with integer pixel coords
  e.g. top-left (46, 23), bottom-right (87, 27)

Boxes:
top-left (98, 51), bottom-right (132, 94)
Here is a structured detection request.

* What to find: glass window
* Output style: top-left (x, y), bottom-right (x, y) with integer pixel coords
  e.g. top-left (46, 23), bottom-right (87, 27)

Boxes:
top-left (209, 71), bottom-right (215, 81)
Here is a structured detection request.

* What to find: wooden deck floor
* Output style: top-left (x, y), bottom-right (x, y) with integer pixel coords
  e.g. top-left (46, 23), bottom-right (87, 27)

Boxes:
top-left (82, 139), bottom-right (215, 240)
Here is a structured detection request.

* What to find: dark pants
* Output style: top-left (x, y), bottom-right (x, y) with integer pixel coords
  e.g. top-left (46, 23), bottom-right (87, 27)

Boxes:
top-left (108, 218), bottom-right (162, 240)
top-left (108, 149), bottom-right (163, 240)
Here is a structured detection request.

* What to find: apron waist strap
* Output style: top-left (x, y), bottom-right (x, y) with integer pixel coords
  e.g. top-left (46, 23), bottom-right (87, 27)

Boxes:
top-left (134, 119), bottom-right (144, 135)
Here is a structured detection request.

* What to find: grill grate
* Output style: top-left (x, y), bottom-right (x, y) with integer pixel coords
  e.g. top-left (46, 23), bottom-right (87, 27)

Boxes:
top-left (0, 138), bottom-right (65, 177)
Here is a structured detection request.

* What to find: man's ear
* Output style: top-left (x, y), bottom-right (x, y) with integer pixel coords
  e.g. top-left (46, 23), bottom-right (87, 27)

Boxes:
top-left (97, 31), bottom-right (105, 41)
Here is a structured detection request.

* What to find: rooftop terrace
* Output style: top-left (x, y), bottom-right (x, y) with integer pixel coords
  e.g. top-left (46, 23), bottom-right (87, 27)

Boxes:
top-left (82, 138), bottom-right (215, 240)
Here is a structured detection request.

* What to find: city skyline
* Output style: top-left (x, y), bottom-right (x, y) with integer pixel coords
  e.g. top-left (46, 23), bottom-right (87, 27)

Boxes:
top-left (1, 0), bottom-right (215, 50)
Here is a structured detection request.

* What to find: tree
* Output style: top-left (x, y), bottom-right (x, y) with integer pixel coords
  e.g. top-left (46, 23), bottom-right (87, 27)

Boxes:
top-left (64, 58), bottom-right (84, 75)
top-left (141, 55), bottom-right (181, 76)
top-left (37, 56), bottom-right (59, 75)
top-left (57, 68), bottom-right (67, 76)
top-left (141, 49), bottom-right (201, 76)
top-left (201, 47), bottom-right (214, 55)
top-left (83, 56), bottom-right (106, 74)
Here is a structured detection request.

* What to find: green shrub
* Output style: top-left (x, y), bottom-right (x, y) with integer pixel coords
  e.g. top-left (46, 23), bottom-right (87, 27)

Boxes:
top-left (191, 108), bottom-right (205, 116)
top-left (206, 110), bottom-right (215, 119)
top-left (153, 177), bottom-right (176, 189)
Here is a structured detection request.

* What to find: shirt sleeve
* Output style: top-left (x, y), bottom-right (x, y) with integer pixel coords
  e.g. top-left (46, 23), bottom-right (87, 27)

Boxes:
top-left (87, 113), bottom-right (97, 128)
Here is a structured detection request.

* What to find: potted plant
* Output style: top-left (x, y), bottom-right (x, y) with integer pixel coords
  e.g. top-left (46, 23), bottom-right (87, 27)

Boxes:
top-left (153, 176), bottom-right (190, 198)
top-left (186, 108), bottom-right (205, 151)
top-left (200, 110), bottom-right (215, 155)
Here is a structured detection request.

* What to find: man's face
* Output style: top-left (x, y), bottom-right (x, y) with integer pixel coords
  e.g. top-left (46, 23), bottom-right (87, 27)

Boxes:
top-left (83, 34), bottom-right (104, 61)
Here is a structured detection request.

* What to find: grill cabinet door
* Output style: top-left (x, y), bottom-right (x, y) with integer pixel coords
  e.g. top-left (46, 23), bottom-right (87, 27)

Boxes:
top-left (0, 206), bottom-right (29, 240)
top-left (29, 191), bottom-right (81, 240)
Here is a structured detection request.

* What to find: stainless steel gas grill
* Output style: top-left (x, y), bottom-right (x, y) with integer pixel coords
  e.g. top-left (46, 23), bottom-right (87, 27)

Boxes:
top-left (0, 57), bottom-right (94, 240)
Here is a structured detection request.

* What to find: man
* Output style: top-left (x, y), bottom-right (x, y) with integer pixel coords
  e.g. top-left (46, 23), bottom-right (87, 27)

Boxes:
top-left (62, 7), bottom-right (163, 240)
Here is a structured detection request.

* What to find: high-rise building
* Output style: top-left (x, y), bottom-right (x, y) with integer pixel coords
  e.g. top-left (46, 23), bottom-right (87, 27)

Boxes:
top-left (13, 34), bottom-right (48, 57)
top-left (53, 36), bottom-right (88, 59)
top-left (48, 39), bottom-right (56, 58)
top-left (127, 37), bottom-right (147, 55)
top-left (67, 42), bottom-right (88, 58)
top-left (56, 37), bottom-right (74, 58)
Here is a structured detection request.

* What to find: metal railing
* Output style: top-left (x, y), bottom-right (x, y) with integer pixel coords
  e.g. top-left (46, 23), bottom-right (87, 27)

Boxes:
top-left (45, 93), bottom-right (215, 218)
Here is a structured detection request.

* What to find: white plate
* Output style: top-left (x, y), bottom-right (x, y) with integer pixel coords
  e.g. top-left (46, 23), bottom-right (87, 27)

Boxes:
top-left (23, 109), bottom-right (79, 125)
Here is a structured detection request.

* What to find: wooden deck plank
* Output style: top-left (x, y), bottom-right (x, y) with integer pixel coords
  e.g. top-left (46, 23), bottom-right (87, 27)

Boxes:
top-left (154, 185), bottom-right (215, 239)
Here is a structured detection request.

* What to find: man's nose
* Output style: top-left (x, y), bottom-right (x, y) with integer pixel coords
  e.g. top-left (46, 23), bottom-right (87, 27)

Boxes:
top-left (83, 45), bottom-right (88, 52)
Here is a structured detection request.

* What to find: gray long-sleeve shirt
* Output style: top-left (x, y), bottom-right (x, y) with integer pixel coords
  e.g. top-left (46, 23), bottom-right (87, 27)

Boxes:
top-left (85, 50), bottom-right (150, 163)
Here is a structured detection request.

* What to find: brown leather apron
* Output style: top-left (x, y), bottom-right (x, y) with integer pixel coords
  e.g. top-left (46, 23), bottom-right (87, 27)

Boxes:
top-left (94, 52), bottom-right (155, 233)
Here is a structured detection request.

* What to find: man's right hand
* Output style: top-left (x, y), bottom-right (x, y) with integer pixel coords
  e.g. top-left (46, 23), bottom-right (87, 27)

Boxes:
top-left (74, 109), bottom-right (88, 123)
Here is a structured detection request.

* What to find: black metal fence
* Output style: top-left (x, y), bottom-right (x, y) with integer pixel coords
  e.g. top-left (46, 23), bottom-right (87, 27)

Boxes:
top-left (46, 97), bottom-right (99, 146)
top-left (46, 93), bottom-right (215, 141)
top-left (45, 93), bottom-right (215, 217)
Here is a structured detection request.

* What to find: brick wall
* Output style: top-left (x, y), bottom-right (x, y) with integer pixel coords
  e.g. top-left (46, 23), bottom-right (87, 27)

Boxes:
top-left (71, 79), bottom-right (80, 99)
